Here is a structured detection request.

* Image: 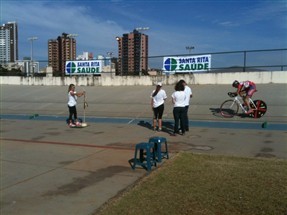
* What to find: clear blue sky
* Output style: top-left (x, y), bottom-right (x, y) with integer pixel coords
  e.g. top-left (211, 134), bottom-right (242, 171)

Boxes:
top-left (1, 0), bottom-right (286, 63)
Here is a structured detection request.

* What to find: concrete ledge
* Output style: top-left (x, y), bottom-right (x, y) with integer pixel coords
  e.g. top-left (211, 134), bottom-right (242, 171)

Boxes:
top-left (0, 71), bottom-right (286, 86)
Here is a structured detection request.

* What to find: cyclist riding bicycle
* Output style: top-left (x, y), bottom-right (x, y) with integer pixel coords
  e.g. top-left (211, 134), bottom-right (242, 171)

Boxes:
top-left (232, 80), bottom-right (257, 114)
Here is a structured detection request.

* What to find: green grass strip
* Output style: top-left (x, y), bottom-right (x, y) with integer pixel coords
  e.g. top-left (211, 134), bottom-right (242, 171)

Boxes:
top-left (97, 153), bottom-right (287, 215)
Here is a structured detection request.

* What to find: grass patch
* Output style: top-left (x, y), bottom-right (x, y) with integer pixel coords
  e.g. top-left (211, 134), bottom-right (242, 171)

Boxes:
top-left (96, 153), bottom-right (287, 215)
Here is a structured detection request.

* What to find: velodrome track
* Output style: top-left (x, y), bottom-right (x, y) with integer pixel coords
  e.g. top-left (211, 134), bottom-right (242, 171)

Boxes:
top-left (0, 84), bottom-right (286, 215)
top-left (1, 84), bottom-right (286, 123)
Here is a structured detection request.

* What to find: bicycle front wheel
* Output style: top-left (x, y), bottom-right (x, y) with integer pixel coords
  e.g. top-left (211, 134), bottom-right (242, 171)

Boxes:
top-left (220, 100), bottom-right (239, 118)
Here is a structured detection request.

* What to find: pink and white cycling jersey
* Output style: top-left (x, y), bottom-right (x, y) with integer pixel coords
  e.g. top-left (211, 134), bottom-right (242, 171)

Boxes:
top-left (239, 81), bottom-right (256, 90)
top-left (238, 81), bottom-right (256, 97)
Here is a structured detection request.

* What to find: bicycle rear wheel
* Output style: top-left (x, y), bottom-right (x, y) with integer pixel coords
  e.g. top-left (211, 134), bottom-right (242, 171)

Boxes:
top-left (249, 100), bottom-right (267, 118)
top-left (220, 100), bottom-right (239, 118)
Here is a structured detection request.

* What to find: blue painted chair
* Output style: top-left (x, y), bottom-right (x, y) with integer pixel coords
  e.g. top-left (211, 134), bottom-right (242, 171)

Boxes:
top-left (132, 142), bottom-right (157, 171)
top-left (148, 136), bottom-right (169, 163)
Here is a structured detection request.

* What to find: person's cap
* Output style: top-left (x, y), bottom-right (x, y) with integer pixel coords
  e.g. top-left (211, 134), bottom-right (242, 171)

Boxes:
top-left (157, 82), bottom-right (162, 86)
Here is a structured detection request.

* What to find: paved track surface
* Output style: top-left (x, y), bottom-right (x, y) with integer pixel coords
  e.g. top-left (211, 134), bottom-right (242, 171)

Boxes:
top-left (1, 84), bottom-right (286, 215)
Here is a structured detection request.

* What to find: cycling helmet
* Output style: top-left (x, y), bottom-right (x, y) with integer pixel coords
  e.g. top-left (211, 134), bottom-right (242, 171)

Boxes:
top-left (232, 80), bottom-right (239, 88)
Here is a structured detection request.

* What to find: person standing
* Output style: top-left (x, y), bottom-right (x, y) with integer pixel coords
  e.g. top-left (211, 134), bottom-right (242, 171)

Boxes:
top-left (67, 84), bottom-right (85, 127)
top-left (171, 82), bottom-right (186, 136)
top-left (151, 82), bottom-right (167, 131)
top-left (179, 79), bottom-right (192, 131)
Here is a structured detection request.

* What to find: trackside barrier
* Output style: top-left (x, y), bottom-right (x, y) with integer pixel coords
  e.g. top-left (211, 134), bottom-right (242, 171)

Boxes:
top-left (0, 71), bottom-right (286, 86)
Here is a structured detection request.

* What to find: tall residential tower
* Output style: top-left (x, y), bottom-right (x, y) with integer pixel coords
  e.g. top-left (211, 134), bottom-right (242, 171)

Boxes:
top-left (48, 33), bottom-right (77, 75)
top-left (0, 21), bottom-right (18, 63)
top-left (116, 29), bottom-right (148, 75)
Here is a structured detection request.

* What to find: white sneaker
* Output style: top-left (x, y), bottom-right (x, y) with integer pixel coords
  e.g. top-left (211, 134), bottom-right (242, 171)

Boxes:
top-left (69, 123), bottom-right (75, 127)
top-left (76, 122), bottom-right (81, 126)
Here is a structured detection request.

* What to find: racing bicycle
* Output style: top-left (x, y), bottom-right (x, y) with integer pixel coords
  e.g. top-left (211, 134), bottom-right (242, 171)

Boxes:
top-left (220, 92), bottom-right (267, 118)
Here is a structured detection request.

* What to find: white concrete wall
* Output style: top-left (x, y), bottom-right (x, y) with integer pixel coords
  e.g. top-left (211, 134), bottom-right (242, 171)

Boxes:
top-left (0, 71), bottom-right (286, 86)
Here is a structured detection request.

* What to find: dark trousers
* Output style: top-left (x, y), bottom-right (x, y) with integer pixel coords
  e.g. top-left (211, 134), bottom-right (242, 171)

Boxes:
top-left (184, 105), bottom-right (189, 131)
top-left (173, 107), bottom-right (186, 134)
top-left (68, 105), bottom-right (77, 121)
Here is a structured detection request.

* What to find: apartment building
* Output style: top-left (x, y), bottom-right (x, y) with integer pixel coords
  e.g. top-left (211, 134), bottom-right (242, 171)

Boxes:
top-left (48, 33), bottom-right (76, 75)
top-left (116, 29), bottom-right (148, 75)
top-left (0, 21), bottom-right (18, 63)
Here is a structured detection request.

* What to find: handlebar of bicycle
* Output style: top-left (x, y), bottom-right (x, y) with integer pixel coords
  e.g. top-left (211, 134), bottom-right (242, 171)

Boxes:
top-left (228, 92), bottom-right (238, 98)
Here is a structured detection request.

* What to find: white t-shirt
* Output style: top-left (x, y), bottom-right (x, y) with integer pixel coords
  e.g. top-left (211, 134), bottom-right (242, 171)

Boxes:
top-left (171, 91), bottom-right (186, 107)
top-left (151, 89), bottom-right (167, 108)
top-left (184, 85), bottom-right (192, 106)
top-left (68, 91), bottom-right (77, 107)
